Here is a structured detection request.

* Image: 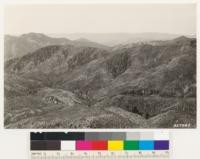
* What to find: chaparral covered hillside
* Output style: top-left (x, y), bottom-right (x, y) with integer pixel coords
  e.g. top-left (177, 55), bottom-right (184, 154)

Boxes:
top-left (4, 33), bottom-right (196, 128)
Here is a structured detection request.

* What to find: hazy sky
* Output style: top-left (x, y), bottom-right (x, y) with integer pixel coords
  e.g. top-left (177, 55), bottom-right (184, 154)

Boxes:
top-left (5, 4), bottom-right (196, 35)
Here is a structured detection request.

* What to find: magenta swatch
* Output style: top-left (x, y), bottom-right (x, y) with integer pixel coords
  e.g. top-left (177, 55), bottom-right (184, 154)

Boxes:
top-left (76, 141), bottom-right (92, 150)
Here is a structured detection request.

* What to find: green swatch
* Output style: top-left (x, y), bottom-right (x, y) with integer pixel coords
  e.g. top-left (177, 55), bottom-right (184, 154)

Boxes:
top-left (124, 140), bottom-right (139, 150)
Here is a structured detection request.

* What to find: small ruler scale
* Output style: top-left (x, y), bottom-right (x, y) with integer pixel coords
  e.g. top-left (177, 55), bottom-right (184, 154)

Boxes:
top-left (31, 151), bottom-right (169, 159)
top-left (30, 132), bottom-right (170, 159)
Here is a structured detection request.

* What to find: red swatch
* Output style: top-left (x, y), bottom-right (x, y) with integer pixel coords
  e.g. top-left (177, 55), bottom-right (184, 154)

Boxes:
top-left (92, 141), bottom-right (108, 150)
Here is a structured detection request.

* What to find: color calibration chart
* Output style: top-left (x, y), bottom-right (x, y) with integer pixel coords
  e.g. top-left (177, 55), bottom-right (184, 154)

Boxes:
top-left (30, 132), bottom-right (170, 159)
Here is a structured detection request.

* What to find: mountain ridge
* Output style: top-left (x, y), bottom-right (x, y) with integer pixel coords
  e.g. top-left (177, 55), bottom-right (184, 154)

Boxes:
top-left (4, 33), bottom-right (109, 60)
top-left (50, 32), bottom-right (195, 46)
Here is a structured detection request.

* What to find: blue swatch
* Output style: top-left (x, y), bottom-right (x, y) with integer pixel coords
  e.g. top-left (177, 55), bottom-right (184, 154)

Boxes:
top-left (139, 140), bottom-right (154, 150)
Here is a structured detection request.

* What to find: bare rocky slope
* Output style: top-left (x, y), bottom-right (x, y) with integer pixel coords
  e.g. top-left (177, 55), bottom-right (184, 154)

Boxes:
top-left (4, 34), bottom-right (196, 128)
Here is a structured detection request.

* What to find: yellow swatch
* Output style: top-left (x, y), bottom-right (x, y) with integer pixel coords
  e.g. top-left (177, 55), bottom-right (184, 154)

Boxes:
top-left (108, 140), bottom-right (124, 150)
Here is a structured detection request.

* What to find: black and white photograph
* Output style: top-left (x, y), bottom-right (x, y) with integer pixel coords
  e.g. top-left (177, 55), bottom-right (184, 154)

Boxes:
top-left (4, 4), bottom-right (196, 128)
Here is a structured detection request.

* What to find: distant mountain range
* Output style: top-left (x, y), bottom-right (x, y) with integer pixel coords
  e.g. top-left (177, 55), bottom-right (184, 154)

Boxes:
top-left (49, 32), bottom-right (196, 46)
top-left (4, 33), bottom-right (108, 60)
top-left (4, 32), bottom-right (196, 128)
top-left (5, 32), bottom-right (195, 60)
